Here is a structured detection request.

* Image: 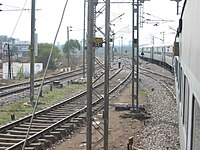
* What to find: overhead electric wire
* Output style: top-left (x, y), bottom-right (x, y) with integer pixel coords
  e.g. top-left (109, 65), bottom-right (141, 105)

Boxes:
top-left (1, 8), bottom-right (41, 11)
top-left (174, 0), bottom-right (187, 40)
top-left (1, 3), bottom-right (22, 9)
top-left (22, 0), bottom-right (70, 149)
top-left (10, 0), bottom-right (28, 38)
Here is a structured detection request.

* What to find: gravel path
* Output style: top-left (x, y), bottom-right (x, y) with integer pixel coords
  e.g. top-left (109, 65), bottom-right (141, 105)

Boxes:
top-left (136, 62), bottom-right (180, 150)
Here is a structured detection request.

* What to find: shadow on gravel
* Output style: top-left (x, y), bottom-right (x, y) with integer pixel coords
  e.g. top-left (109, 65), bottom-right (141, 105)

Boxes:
top-left (114, 103), bottom-right (151, 121)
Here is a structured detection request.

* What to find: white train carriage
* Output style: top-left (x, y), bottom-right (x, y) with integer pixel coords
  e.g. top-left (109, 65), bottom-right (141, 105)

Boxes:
top-left (174, 0), bottom-right (200, 149)
top-left (140, 44), bottom-right (174, 71)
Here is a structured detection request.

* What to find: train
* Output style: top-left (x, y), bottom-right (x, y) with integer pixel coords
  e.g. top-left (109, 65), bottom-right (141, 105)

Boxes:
top-left (174, 0), bottom-right (200, 149)
top-left (140, 0), bottom-right (200, 149)
top-left (140, 43), bottom-right (174, 72)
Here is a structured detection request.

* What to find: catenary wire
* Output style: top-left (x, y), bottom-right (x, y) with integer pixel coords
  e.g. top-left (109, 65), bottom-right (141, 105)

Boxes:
top-left (10, 0), bottom-right (28, 38)
top-left (22, 0), bottom-right (70, 149)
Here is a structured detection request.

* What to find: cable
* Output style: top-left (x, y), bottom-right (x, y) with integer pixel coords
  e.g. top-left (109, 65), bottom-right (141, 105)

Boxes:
top-left (10, 0), bottom-right (28, 38)
top-left (174, 0), bottom-right (187, 40)
top-left (180, 0), bottom-right (187, 19)
top-left (22, 0), bottom-right (69, 149)
top-left (1, 3), bottom-right (22, 9)
top-left (0, 8), bottom-right (41, 11)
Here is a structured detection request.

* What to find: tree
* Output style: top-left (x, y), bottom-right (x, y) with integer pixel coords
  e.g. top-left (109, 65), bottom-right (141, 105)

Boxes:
top-left (36, 43), bottom-right (61, 70)
top-left (11, 45), bottom-right (18, 59)
top-left (63, 39), bottom-right (80, 67)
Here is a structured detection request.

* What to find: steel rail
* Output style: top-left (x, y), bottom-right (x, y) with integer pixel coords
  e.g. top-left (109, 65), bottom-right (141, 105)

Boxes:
top-left (0, 66), bottom-right (103, 98)
top-left (0, 66), bottom-right (131, 150)
top-left (139, 67), bottom-right (175, 81)
top-left (140, 71), bottom-right (176, 100)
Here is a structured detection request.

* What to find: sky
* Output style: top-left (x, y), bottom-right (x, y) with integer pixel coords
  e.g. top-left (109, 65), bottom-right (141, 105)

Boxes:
top-left (0, 0), bottom-right (183, 45)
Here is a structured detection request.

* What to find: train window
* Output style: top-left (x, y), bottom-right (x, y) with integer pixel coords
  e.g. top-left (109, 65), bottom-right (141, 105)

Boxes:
top-left (192, 96), bottom-right (200, 149)
top-left (174, 58), bottom-right (178, 81)
top-left (180, 68), bottom-right (184, 119)
top-left (182, 76), bottom-right (190, 132)
top-left (177, 62), bottom-right (180, 88)
top-left (179, 66), bottom-right (183, 103)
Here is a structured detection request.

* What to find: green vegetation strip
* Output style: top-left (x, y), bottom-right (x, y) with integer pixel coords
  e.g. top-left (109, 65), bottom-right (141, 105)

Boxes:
top-left (139, 89), bottom-right (148, 97)
top-left (0, 84), bottom-right (85, 126)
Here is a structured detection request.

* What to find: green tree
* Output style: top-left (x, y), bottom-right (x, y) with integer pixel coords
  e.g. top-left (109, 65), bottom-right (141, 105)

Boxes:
top-left (63, 39), bottom-right (80, 67)
top-left (36, 43), bottom-right (61, 70)
top-left (11, 45), bottom-right (18, 59)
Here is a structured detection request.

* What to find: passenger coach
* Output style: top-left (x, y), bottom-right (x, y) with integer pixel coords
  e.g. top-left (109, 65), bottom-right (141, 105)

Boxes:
top-left (140, 43), bottom-right (174, 72)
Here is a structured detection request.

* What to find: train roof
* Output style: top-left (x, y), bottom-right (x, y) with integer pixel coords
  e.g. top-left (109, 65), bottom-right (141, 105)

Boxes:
top-left (140, 43), bottom-right (173, 48)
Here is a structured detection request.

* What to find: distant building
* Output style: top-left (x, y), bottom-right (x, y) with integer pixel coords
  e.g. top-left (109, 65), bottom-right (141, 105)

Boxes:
top-left (3, 62), bottom-right (43, 79)
top-left (14, 40), bottom-right (30, 57)
top-left (1, 38), bottom-right (30, 58)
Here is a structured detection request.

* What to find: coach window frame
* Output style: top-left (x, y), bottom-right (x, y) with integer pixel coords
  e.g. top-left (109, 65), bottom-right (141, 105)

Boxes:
top-left (176, 60), bottom-right (179, 83)
top-left (183, 75), bottom-right (190, 135)
top-left (180, 67), bottom-right (184, 118)
top-left (191, 95), bottom-right (200, 149)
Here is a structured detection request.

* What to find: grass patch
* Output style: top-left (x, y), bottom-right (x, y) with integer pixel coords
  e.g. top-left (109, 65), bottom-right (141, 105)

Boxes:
top-left (0, 84), bottom-right (85, 126)
top-left (139, 90), bottom-right (148, 97)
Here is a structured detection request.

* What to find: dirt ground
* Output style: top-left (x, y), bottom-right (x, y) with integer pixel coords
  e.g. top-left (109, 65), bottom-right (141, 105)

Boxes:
top-left (54, 83), bottom-right (145, 150)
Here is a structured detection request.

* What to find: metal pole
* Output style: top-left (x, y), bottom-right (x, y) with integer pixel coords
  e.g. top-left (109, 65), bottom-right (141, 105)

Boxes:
top-left (93, 0), bottom-right (98, 78)
top-left (67, 26), bottom-right (69, 41)
top-left (83, 0), bottom-right (86, 78)
top-left (86, 0), bottom-right (94, 149)
top-left (0, 41), bottom-right (2, 61)
top-left (104, 0), bottom-right (110, 149)
top-left (67, 26), bottom-right (70, 67)
top-left (132, 0), bottom-right (135, 110)
top-left (162, 32), bottom-right (165, 44)
top-left (7, 44), bottom-right (11, 79)
top-left (136, 0), bottom-right (139, 109)
top-left (152, 36), bottom-right (154, 61)
top-left (176, 1), bottom-right (179, 15)
top-left (30, 0), bottom-right (35, 103)
top-left (112, 33), bottom-right (115, 61)
top-left (121, 36), bottom-right (123, 56)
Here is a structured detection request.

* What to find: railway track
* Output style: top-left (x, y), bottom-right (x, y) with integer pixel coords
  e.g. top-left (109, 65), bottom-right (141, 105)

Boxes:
top-left (139, 67), bottom-right (174, 81)
top-left (0, 66), bottom-right (105, 106)
top-left (0, 65), bottom-right (131, 150)
top-left (139, 67), bottom-right (176, 100)
top-left (0, 69), bottom-right (83, 97)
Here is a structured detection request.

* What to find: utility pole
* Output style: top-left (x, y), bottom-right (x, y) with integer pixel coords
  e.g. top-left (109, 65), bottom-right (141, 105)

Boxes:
top-left (82, 0), bottom-right (86, 78)
top-left (136, 0), bottom-right (139, 110)
top-left (162, 31), bottom-right (165, 44)
top-left (152, 36), bottom-right (154, 61)
top-left (92, 0), bottom-right (98, 78)
top-left (30, 0), bottom-right (36, 103)
top-left (7, 43), bottom-right (12, 79)
top-left (120, 36), bottom-right (123, 56)
top-left (0, 41), bottom-right (2, 61)
top-left (132, 0), bottom-right (150, 110)
top-left (67, 26), bottom-right (72, 67)
top-left (104, 0), bottom-right (110, 149)
top-left (86, 0), bottom-right (94, 149)
top-left (111, 32), bottom-right (115, 62)
top-left (170, 0), bottom-right (182, 15)
top-left (67, 26), bottom-right (72, 41)
top-left (67, 26), bottom-right (69, 42)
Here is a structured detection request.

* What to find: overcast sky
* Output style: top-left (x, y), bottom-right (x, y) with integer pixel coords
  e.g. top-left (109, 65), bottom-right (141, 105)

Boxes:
top-left (0, 0), bottom-right (182, 45)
